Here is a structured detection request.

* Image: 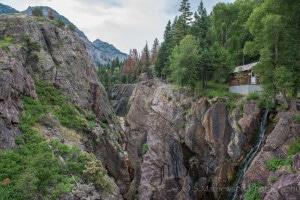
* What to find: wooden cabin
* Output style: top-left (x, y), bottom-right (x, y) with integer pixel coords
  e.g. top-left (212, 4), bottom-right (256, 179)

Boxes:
top-left (229, 62), bottom-right (262, 95)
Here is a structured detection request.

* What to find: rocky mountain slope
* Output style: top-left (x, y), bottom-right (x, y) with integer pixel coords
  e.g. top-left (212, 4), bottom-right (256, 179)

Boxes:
top-left (0, 11), bottom-right (299, 200)
top-left (0, 3), bottom-right (19, 14)
top-left (0, 3), bottom-right (127, 65)
top-left (0, 13), bottom-right (128, 199)
top-left (111, 80), bottom-right (266, 199)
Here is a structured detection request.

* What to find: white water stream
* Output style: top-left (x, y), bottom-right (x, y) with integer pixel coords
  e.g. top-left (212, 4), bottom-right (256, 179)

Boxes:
top-left (231, 111), bottom-right (268, 200)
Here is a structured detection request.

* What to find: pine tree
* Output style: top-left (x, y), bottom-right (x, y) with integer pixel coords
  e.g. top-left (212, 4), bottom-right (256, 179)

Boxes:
top-left (155, 21), bottom-right (173, 79)
top-left (244, 0), bottom-right (300, 110)
top-left (150, 38), bottom-right (159, 65)
top-left (141, 42), bottom-right (152, 79)
top-left (32, 7), bottom-right (43, 17)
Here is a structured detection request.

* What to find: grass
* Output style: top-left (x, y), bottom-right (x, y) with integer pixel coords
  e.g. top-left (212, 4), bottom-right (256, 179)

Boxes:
top-left (244, 183), bottom-right (263, 200)
top-left (198, 81), bottom-right (241, 101)
top-left (265, 137), bottom-right (300, 171)
top-left (246, 93), bottom-right (260, 100)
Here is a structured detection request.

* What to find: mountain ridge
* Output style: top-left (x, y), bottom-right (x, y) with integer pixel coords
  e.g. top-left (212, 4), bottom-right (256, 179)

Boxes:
top-left (0, 3), bottom-right (127, 65)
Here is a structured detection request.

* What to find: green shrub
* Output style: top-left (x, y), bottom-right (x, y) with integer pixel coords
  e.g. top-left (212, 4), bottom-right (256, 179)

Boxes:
top-left (244, 183), bottom-right (263, 200)
top-left (246, 93), bottom-right (260, 100)
top-left (82, 160), bottom-right (112, 194)
top-left (0, 80), bottom-right (94, 199)
top-left (54, 103), bottom-right (88, 131)
top-left (142, 143), bottom-right (148, 155)
top-left (265, 158), bottom-right (284, 171)
top-left (168, 96), bottom-right (172, 101)
top-left (183, 110), bottom-right (188, 116)
top-left (68, 24), bottom-right (76, 31)
top-left (293, 115), bottom-right (300, 123)
top-left (225, 101), bottom-right (236, 110)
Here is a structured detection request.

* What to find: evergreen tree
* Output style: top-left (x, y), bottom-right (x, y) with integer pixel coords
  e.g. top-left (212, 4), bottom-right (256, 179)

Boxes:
top-left (141, 42), bottom-right (152, 79)
top-left (150, 38), bottom-right (159, 65)
top-left (191, 0), bottom-right (211, 88)
top-left (32, 7), bottom-right (43, 17)
top-left (155, 21), bottom-right (173, 79)
top-left (169, 35), bottom-right (199, 89)
top-left (244, 0), bottom-right (300, 110)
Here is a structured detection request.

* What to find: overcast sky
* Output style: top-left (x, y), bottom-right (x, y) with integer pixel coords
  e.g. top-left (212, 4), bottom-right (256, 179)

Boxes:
top-left (1, 0), bottom-right (235, 53)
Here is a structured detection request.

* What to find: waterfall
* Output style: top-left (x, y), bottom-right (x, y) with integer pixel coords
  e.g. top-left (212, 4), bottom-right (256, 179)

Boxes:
top-left (231, 111), bottom-right (268, 200)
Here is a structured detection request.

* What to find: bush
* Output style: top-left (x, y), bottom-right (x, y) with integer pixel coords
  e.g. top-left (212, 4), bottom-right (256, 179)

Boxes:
top-left (265, 158), bottom-right (284, 171)
top-left (0, 80), bottom-right (94, 199)
top-left (68, 24), bottom-right (76, 31)
top-left (244, 183), bottom-right (263, 200)
top-left (142, 143), bottom-right (148, 155)
top-left (247, 93), bottom-right (260, 100)
top-left (225, 101), bottom-right (236, 110)
top-left (293, 115), bottom-right (300, 123)
top-left (82, 160), bottom-right (112, 194)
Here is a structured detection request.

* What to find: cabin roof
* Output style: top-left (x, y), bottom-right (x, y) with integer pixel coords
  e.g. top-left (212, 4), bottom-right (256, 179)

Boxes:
top-left (232, 62), bottom-right (258, 73)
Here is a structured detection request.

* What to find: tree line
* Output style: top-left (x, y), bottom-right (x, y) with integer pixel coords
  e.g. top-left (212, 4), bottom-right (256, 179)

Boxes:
top-left (154, 0), bottom-right (299, 111)
top-left (98, 0), bottom-right (299, 111)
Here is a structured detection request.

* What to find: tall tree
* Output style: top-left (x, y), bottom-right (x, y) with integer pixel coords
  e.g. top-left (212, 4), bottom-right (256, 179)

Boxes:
top-left (168, 35), bottom-right (199, 89)
top-left (141, 42), bottom-right (152, 79)
top-left (48, 9), bottom-right (54, 20)
top-left (150, 38), bottom-right (159, 65)
top-left (244, 0), bottom-right (300, 111)
top-left (191, 0), bottom-right (211, 88)
top-left (32, 7), bottom-right (43, 17)
top-left (155, 21), bottom-right (173, 79)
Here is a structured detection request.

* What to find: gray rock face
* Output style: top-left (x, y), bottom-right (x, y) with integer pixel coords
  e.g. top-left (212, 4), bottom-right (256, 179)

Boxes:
top-left (0, 13), bottom-right (128, 197)
top-left (122, 80), bottom-right (262, 200)
top-left (242, 112), bottom-right (300, 199)
top-left (110, 84), bottom-right (135, 116)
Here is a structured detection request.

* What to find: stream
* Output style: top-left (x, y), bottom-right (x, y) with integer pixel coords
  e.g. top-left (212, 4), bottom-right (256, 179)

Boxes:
top-left (230, 111), bottom-right (268, 200)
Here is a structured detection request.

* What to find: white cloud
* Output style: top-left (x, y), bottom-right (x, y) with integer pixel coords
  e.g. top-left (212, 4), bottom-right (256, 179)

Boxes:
top-left (1, 0), bottom-right (235, 53)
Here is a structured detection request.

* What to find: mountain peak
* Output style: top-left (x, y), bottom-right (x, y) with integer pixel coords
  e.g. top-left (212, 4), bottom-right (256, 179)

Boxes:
top-left (0, 3), bottom-right (19, 14)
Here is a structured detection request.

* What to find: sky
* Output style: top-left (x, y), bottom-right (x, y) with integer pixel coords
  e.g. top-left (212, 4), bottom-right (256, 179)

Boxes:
top-left (1, 0), bottom-right (235, 53)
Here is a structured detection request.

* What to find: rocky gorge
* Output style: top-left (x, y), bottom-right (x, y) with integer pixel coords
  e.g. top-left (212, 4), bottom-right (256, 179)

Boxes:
top-left (0, 13), bottom-right (299, 200)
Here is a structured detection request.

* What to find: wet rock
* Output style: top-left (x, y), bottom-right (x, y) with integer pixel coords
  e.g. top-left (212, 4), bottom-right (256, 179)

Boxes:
top-left (242, 112), bottom-right (300, 199)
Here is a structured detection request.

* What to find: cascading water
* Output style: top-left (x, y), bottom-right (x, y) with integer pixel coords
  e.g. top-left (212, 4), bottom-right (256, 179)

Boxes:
top-left (230, 111), bottom-right (268, 200)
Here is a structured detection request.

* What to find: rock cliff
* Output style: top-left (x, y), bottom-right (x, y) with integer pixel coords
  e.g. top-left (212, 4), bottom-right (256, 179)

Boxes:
top-left (242, 112), bottom-right (300, 199)
top-left (118, 79), bottom-right (262, 200)
top-left (1, 13), bottom-right (298, 200)
top-left (0, 13), bottom-right (129, 198)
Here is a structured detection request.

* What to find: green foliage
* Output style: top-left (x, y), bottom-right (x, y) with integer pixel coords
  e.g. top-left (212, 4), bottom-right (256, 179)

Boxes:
top-left (88, 120), bottom-right (95, 129)
top-left (168, 96), bottom-right (172, 101)
top-left (0, 37), bottom-right (14, 51)
top-left (35, 80), bottom-right (89, 131)
top-left (82, 160), bottom-right (112, 194)
top-left (168, 35), bottom-right (199, 89)
top-left (0, 79), bottom-right (102, 199)
top-left (142, 143), bottom-right (148, 155)
top-left (244, 183), bottom-right (263, 200)
top-left (54, 103), bottom-right (88, 131)
top-left (56, 18), bottom-right (65, 28)
top-left (68, 24), bottom-right (76, 31)
top-left (265, 137), bottom-right (300, 171)
top-left (247, 93), bottom-right (260, 100)
top-left (245, 0), bottom-right (300, 110)
top-left (32, 7), bottom-right (43, 17)
top-left (265, 158), bottom-right (285, 171)
top-left (225, 101), bottom-right (236, 110)
top-left (294, 115), bottom-right (300, 123)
